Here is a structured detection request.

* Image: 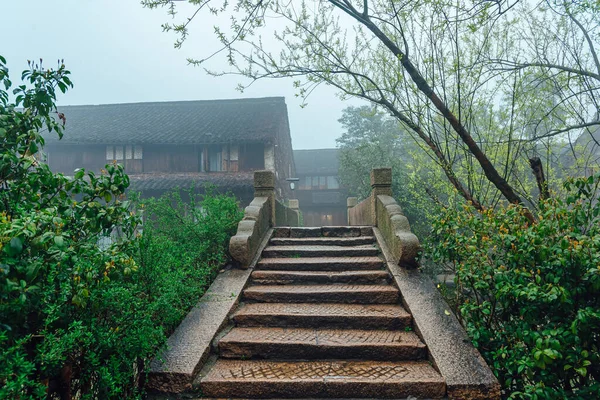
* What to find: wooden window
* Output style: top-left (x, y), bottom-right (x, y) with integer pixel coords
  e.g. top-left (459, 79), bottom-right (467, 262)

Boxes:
top-left (134, 145), bottom-right (143, 160)
top-left (125, 145), bottom-right (133, 160)
top-left (208, 145), bottom-right (222, 172)
top-left (106, 145), bottom-right (114, 160)
top-left (319, 176), bottom-right (327, 189)
top-left (115, 146), bottom-right (123, 160)
top-left (327, 176), bottom-right (339, 189)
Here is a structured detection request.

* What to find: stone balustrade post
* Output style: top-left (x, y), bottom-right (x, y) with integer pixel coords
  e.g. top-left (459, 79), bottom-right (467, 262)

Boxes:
top-left (253, 170), bottom-right (276, 226)
top-left (288, 199), bottom-right (299, 211)
top-left (347, 197), bottom-right (357, 225)
top-left (370, 168), bottom-right (392, 225)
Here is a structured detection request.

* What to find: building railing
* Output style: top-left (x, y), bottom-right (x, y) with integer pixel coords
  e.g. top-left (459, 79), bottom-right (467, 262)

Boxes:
top-left (347, 168), bottom-right (420, 267)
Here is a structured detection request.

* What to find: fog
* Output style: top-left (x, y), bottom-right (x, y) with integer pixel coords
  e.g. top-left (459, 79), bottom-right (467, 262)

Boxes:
top-left (1, 0), bottom-right (363, 149)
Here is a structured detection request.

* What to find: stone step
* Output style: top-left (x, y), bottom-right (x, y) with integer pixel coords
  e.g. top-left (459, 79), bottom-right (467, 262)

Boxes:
top-left (257, 257), bottom-right (384, 271)
top-left (232, 303), bottom-right (412, 329)
top-left (251, 270), bottom-right (390, 285)
top-left (200, 359), bottom-right (445, 399)
top-left (286, 226), bottom-right (370, 238)
top-left (219, 327), bottom-right (427, 360)
top-left (270, 237), bottom-right (376, 247)
top-left (263, 245), bottom-right (379, 258)
top-left (243, 285), bottom-right (399, 304)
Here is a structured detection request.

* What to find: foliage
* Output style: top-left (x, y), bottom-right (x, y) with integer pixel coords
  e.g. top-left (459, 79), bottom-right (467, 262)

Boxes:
top-left (144, 0), bottom-right (599, 216)
top-left (336, 106), bottom-right (434, 236)
top-left (136, 186), bottom-right (243, 330)
top-left (0, 56), bottom-right (243, 399)
top-left (429, 174), bottom-right (600, 399)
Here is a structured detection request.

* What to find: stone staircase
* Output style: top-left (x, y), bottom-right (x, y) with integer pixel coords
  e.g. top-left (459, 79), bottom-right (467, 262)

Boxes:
top-left (199, 227), bottom-right (446, 399)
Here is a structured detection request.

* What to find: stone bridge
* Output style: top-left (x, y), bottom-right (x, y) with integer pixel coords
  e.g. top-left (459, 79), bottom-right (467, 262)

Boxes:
top-left (147, 168), bottom-right (500, 399)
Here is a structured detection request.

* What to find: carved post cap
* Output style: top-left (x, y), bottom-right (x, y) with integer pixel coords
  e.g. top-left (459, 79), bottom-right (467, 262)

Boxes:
top-left (347, 197), bottom-right (358, 207)
top-left (370, 168), bottom-right (392, 188)
top-left (254, 170), bottom-right (275, 190)
top-left (288, 199), bottom-right (299, 209)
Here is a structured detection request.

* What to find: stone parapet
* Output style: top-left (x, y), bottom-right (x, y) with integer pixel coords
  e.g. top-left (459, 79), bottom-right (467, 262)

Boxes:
top-left (348, 197), bottom-right (373, 226)
top-left (376, 195), bottom-right (421, 268)
top-left (347, 168), bottom-right (419, 266)
top-left (374, 228), bottom-right (501, 399)
top-left (229, 197), bottom-right (271, 267)
top-left (275, 199), bottom-right (300, 227)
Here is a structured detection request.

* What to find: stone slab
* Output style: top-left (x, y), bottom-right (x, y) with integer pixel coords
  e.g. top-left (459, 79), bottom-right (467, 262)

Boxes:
top-left (232, 302), bottom-right (412, 329)
top-left (373, 228), bottom-right (500, 399)
top-left (256, 257), bottom-right (384, 271)
top-left (146, 267), bottom-right (252, 393)
top-left (269, 236), bottom-right (376, 246)
top-left (322, 226), bottom-right (361, 237)
top-left (200, 360), bottom-right (445, 399)
top-left (272, 227), bottom-right (291, 238)
top-left (219, 327), bottom-right (426, 360)
top-left (243, 284), bottom-right (399, 304)
top-left (262, 245), bottom-right (379, 258)
top-left (290, 227), bottom-right (323, 237)
top-left (251, 270), bottom-right (390, 285)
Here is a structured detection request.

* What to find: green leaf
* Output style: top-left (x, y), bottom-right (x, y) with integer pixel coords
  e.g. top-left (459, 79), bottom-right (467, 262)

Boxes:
top-left (54, 235), bottom-right (65, 249)
top-left (8, 237), bottom-right (23, 255)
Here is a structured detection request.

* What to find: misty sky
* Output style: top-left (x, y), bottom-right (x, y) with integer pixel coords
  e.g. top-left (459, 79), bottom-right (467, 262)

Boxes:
top-left (2, 0), bottom-right (365, 149)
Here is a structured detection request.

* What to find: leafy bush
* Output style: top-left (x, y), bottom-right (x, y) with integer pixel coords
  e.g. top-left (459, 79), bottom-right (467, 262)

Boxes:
top-left (429, 174), bottom-right (600, 399)
top-left (0, 56), bottom-right (243, 399)
top-left (135, 187), bottom-right (243, 329)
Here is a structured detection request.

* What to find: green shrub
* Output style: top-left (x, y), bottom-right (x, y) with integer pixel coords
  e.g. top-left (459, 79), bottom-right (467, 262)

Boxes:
top-left (135, 187), bottom-right (243, 328)
top-left (0, 56), bottom-right (243, 399)
top-left (429, 174), bottom-right (600, 399)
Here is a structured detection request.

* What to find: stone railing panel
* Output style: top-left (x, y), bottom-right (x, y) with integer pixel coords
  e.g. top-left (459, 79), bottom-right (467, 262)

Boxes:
top-left (348, 197), bottom-right (373, 226)
top-left (229, 196), bottom-right (271, 268)
top-left (275, 199), bottom-right (300, 227)
top-left (376, 194), bottom-right (421, 267)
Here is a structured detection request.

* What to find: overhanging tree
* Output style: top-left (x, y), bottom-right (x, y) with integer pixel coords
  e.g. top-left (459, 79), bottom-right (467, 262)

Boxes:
top-left (143, 0), bottom-right (599, 220)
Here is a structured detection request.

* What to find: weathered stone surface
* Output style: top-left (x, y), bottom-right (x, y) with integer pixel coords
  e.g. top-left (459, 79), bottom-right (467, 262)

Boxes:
top-left (232, 302), bottom-right (411, 329)
top-left (219, 327), bottom-right (426, 360)
top-left (229, 197), bottom-right (271, 268)
top-left (256, 257), bottom-right (384, 271)
top-left (146, 267), bottom-right (252, 394)
top-left (370, 168), bottom-right (393, 187)
top-left (376, 195), bottom-right (421, 268)
top-left (347, 197), bottom-right (358, 208)
top-left (288, 199), bottom-right (299, 209)
top-left (250, 270), bottom-right (390, 285)
top-left (253, 169), bottom-right (275, 189)
top-left (321, 226), bottom-right (361, 237)
top-left (290, 227), bottom-right (323, 238)
top-left (374, 228), bottom-right (500, 400)
top-left (200, 360), bottom-right (445, 399)
top-left (262, 245), bottom-right (379, 258)
top-left (360, 226), bottom-right (374, 236)
top-left (272, 227), bottom-right (290, 238)
top-left (269, 236), bottom-right (375, 246)
top-left (347, 197), bottom-right (374, 226)
top-left (243, 284), bottom-right (399, 304)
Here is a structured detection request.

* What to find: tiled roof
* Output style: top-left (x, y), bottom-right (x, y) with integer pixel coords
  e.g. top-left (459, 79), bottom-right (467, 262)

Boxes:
top-left (293, 149), bottom-right (340, 175)
top-left (128, 172), bottom-right (254, 191)
top-left (46, 97), bottom-right (289, 145)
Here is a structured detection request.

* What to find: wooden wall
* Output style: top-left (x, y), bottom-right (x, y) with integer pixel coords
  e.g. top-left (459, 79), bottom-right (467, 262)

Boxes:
top-left (46, 143), bottom-right (267, 174)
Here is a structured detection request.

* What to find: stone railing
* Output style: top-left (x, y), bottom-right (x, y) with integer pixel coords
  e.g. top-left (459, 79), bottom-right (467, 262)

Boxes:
top-left (275, 198), bottom-right (301, 228)
top-left (347, 168), bottom-right (420, 267)
top-left (229, 170), bottom-right (299, 268)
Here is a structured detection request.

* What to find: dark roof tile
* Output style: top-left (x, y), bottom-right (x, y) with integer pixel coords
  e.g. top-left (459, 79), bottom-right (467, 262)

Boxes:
top-left (46, 97), bottom-right (288, 145)
top-left (293, 148), bottom-right (340, 175)
top-left (128, 172), bottom-right (254, 191)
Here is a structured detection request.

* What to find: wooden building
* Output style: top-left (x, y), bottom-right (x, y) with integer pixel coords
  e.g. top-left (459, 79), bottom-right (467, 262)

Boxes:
top-left (293, 149), bottom-right (347, 226)
top-left (43, 97), bottom-right (296, 205)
